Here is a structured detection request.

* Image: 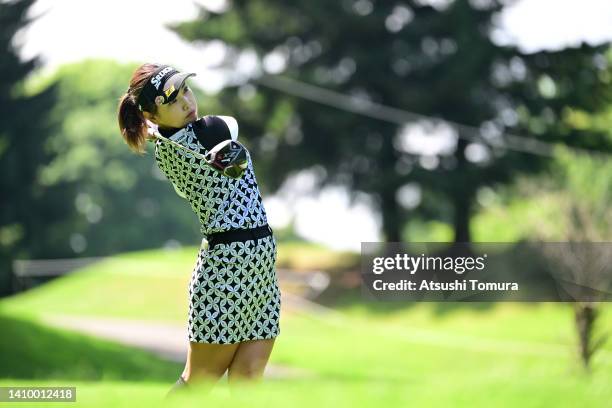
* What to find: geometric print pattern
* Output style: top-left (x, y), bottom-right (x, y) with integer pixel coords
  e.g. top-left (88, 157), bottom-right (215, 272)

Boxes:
top-left (153, 117), bottom-right (280, 344)
top-left (188, 235), bottom-right (281, 344)
top-left (154, 119), bottom-right (269, 237)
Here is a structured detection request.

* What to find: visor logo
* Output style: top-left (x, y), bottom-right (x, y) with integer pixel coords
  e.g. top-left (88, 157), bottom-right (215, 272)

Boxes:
top-left (164, 85), bottom-right (176, 98)
top-left (151, 66), bottom-right (173, 90)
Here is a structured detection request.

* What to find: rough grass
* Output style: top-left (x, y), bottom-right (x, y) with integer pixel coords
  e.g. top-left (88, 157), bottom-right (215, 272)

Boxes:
top-left (1, 308), bottom-right (610, 407)
top-left (0, 245), bottom-right (610, 407)
top-left (0, 311), bottom-right (180, 382)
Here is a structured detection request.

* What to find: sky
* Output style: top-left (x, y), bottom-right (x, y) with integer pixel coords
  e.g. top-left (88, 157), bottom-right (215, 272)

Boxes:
top-left (17, 0), bottom-right (612, 250)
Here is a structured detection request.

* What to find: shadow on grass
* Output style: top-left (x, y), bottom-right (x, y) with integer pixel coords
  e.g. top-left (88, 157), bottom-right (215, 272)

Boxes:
top-left (0, 312), bottom-right (181, 381)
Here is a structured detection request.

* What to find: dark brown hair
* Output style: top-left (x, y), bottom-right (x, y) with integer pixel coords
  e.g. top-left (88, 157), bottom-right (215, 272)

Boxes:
top-left (117, 63), bottom-right (161, 154)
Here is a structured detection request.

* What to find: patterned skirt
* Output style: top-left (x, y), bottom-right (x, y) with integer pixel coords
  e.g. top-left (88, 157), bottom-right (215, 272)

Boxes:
top-left (187, 234), bottom-right (281, 344)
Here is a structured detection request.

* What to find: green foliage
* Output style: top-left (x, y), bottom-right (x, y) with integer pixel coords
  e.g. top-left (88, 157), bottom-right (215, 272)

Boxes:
top-left (402, 219), bottom-right (454, 242)
top-left (553, 148), bottom-right (612, 212)
top-left (0, 0), bottom-right (60, 296)
top-left (539, 147), bottom-right (612, 241)
top-left (170, 0), bottom-right (612, 244)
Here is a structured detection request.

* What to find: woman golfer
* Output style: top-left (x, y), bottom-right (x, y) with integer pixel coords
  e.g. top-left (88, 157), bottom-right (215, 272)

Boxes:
top-left (117, 63), bottom-right (281, 394)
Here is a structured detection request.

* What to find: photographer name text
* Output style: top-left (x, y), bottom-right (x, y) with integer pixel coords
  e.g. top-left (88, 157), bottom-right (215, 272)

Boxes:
top-left (372, 279), bottom-right (519, 291)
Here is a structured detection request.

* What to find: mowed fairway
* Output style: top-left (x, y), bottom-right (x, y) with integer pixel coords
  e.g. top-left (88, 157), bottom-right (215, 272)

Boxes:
top-left (0, 246), bottom-right (610, 407)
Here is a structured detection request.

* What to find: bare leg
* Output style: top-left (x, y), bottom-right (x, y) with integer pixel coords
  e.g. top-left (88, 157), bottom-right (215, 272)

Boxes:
top-left (227, 338), bottom-right (276, 393)
top-left (166, 341), bottom-right (239, 398)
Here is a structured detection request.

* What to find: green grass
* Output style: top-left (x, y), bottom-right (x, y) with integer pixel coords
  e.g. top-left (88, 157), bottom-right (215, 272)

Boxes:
top-left (0, 379), bottom-right (172, 408)
top-left (0, 311), bottom-right (181, 382)
top-left (0, 245), bottom-right (611, 407)
top-left (275, 241), bottom-right (359, 271)
top-left (0, 248), bottom-right (195, 322)
top-left (0, 243), bottom-right (359, 322)
top-left (0, 376), bottom-right (608, 408)
top-left (0, 309), bottom-right (610, 407)
top-left (330, 296), bottom-right (612, 351)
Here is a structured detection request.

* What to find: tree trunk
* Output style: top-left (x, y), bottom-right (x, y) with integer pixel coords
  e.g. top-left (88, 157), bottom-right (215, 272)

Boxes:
top-left (452, 137), bottom-right (472, 243)
top-left (574, 302), bottom-right (597, 372)
top-left (380, 186), bottom-right (402, 242)
top-left (453, 192), bottom-right (472, 243)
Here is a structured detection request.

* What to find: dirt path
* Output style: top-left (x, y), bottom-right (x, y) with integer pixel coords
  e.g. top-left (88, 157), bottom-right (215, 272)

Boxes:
top-left (40, 291), bottom-right (330, 380)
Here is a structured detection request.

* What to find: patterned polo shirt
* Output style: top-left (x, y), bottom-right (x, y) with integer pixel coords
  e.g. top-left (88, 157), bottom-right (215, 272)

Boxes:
top-left (154, 115), bottom-right (269, 237)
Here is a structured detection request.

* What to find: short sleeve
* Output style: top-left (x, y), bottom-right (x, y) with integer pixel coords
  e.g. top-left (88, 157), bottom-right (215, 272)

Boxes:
top-left (217, 116), bottom-right (239, 141)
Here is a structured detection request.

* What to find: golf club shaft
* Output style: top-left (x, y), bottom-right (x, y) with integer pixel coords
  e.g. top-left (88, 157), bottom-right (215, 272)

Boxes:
top-left (149, 128), bottom-right (247, 180)
top-left (149, 130), bottom-right (209, 162)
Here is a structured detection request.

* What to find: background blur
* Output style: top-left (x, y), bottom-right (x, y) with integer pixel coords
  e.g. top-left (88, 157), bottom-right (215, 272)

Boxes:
top-left (1, 0), bottom-right (611, 406)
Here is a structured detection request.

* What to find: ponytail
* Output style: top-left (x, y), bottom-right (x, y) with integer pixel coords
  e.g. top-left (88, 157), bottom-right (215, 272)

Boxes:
top-left (117, 63), bottom-right (162, 154)
top-left (118, 92), bottom-right (148, 154)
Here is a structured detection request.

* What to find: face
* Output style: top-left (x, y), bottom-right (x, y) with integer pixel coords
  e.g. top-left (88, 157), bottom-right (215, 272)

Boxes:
top-left (145, 82), bottom-right (198, 129)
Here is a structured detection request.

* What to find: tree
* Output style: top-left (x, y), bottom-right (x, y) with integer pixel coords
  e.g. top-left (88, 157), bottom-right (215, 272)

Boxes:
top-left (530, 147), bottom-right (612, 371)
top-left (170, 0), bottom-right (612, 243)
top-left (0, 0), bottom-right (59, 296)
